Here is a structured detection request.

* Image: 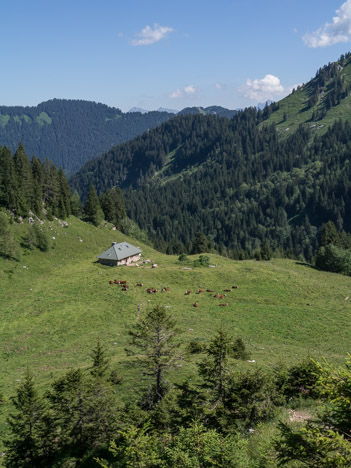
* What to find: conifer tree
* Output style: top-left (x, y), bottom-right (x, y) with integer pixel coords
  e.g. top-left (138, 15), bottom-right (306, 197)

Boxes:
top-left (90, 339), bottom-right (109, 379)
top-left (84, 184), bottom-right (104, 226)
top-left (13, 143), bottom-right (33, 216)
top-left (4, 369), bottom-right (54, 467)
top-left (0, 147), bottom-right (20, 214)
top-left (198, 329), bottom-right (232, 403)
top-left (128, 305), bottom-right (182, 408)
top-left (70, 190), bottom-right (82, 217)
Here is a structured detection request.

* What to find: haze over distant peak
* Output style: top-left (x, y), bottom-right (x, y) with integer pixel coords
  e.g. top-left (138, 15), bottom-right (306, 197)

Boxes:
top-left (127, 107), bottom-right (149, 114)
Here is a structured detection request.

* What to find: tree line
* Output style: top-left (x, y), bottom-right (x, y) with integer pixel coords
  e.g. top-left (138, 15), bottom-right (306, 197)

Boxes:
top-left (4, 305), bottom-right (351, 467)
top-left (0, 144), bottom-right (127, 259)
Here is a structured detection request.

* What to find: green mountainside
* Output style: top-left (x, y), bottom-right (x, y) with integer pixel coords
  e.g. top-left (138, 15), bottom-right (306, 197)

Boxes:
top-left (71, 53), bottom-right (351, 259)
top-left (1, 217), bottom-right (351, 433)
top-left (0, 99), bottom-right (174, 175)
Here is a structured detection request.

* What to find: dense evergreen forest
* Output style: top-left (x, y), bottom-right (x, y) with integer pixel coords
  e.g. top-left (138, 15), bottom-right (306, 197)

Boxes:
top-left (70, 107), bottom-right (351, 260)
top-left (69, 53), bottom-right (351, 261)
top-left (0, 144), bottom-right (128, 259)
top-left (0, 99), bottom-right (175, 175)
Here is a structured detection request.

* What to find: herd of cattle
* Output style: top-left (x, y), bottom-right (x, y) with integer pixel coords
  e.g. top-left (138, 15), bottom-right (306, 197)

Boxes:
top-left (109, 279), bottom-right (238, 308)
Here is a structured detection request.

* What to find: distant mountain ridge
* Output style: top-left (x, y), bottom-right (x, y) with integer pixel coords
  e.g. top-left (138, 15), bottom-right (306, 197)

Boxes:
top-left (0, 99), bottom-right (174, 175)
top-left (0, 99), bottom-right (236, 175)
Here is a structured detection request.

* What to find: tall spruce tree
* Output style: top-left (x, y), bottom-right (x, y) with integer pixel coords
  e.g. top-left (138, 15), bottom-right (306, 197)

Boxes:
top-left (13, 143), bottom-right (33, 216)
top-left (84, 184), bottom-right (104, 226)
top-left (128, 305), bottom-right (182, 409)
top-left (4, 369), bottom-right (55, 467)
top-left (198, 329), bottom-right (232, 403)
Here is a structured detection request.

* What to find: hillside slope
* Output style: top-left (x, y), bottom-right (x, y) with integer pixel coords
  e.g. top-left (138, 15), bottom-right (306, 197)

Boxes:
top-left (1, 216), bottom-right (351, 396)
top-left (70, 53), bottom-right (351, 258)
top-left (0, 99), bottom-right (174, 175)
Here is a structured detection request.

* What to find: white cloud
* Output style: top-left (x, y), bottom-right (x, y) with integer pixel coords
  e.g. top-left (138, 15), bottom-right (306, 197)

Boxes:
top-left (241, 74), bottom-right (285, 101)
top-left (303, 0), bottom-right (351, 47)
top-left (215, 82), bottom-right (223, 89)
top-left (169, 84), bottom-right (199, 99)
top-left (131, 23), bottom-right (174, 46)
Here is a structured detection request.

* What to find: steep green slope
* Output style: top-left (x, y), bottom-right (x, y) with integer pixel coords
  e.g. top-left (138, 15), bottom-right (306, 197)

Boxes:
top-left (70, 53), bottom-right (351, 258)
top-left (263, 52), bottom-right (351, 137)
top-left (0, 99), bottom-right (174, 175)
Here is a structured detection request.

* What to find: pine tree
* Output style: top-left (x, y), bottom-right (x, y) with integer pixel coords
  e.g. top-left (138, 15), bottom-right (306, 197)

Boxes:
top-left (84, 184), bottom-right (104, 226)
top-left (70, 190), bottom-right (82, 217)
top-left (128, 305), bottom-right (182, 408)
top-left (4, 369), bottom-right (54, 467)
top-left (100, 187), bottom-right (126, 229)
top-left (13, 143), bottom-right (33, 216)
top-left (90, 339), bottom-right (109, 379)
top-left (198, 329), bottom-right (232, 403)
top-left (191, 231), bottom-right (209, 254)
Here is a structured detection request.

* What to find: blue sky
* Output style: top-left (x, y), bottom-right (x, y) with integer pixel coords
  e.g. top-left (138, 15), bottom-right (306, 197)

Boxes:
top-left (2, 0), bottom-right (351, 111)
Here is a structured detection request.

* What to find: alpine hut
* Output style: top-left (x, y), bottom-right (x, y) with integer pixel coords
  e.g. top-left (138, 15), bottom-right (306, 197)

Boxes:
top-left (97, 242), bottom-right (142, 266)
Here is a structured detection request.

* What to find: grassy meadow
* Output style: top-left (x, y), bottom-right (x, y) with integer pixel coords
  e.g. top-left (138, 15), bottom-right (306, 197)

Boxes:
top-left (1, 216), bottom-right (351, 440)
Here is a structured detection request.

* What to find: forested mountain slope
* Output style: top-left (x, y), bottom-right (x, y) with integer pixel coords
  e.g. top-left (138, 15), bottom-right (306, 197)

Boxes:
top-left (0, 99), bottom-right (174, 175)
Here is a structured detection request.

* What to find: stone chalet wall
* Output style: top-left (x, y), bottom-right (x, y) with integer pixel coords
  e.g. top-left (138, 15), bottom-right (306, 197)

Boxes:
top-left (117, 253), bottom-right (141, 266)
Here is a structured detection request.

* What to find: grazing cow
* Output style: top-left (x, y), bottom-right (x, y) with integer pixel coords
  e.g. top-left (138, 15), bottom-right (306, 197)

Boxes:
top-left (224, 289), bottom-right (231, 292)
top-left (122, 287), bottom-right (128, 291)
top-left (185, 290), bottom-right (191, 295)
top-left (162, 287), bottom-right (170, 292)
top-left (219, 303), bottom-right (228, 307)
top-left (219, 294), bottom-right (226, 299)
top-left (232, 285), bottom-right (238, 289)
top-left (136, 283), bottom-right (143, 287)
top-left (197, 288), bottom-right (203, 294)
top-left (206, 289), bottom-right (214, 292)
top-left (193, 302), bottom-right (199, 307)
top-left (214, 293), bottom-right (219, 298)
top-left (120, 280), bottom-right (127, 285)
top-left (109, 280), bottom-right (114, 284)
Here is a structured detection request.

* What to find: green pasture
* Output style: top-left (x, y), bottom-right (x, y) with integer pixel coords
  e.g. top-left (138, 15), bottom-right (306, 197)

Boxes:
top-left (1, 216), bottom-right (351, 438)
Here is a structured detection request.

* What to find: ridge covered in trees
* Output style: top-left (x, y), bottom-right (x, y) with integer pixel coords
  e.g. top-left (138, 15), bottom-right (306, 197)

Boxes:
top-left (0, 99), bottom-right (175, 175)
top-left (71, 107), bottom-right (351, 260)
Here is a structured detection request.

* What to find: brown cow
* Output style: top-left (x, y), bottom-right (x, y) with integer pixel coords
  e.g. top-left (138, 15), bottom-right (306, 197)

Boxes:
top-left (214, 293), bottom-right (219, 298)
top-left (193, 302), bottom-right (199, 307)
top-left (219, 294), bottom-right (226, 299)
top-left (197, 288), bottom-right (203, 294)
top-left (219, 303), bottom-right (228, 307)
top-left (232, 285), bottom-right (238, 289)
top-left (185, 290), bottom-right (191, 295)
top-left (206, 289), bottom-right (214, 292)
top-left (224, 289), bottom-right (231, 292)
top-left (136, 283), bottom-right (143, 287)
top-left (162, 287), bottom-right (170, 292)
top-left (109, 280), bottom-right (114, 284)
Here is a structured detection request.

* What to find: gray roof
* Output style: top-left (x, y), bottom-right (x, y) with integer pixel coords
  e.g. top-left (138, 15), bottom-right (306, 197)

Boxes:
top-left (97, 242), bottom-right (142, 261)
